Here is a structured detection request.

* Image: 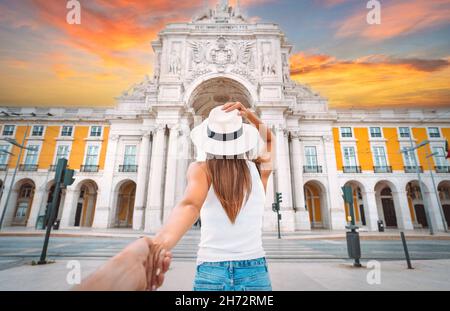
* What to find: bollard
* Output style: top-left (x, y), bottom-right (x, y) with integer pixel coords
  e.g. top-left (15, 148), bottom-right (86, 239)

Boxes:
top-left (346, 229), bottom-right (362, 267)
top-left (400, 231), bottom-right (413, 269)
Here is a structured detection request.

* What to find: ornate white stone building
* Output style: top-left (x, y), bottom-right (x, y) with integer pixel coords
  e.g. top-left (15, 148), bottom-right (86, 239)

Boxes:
top-left (0, 1), bottom-right (449, 233)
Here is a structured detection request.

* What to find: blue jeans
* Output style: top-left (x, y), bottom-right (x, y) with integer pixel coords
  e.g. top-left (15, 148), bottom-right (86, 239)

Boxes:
top-left (193, 257), bottom-right (272, 291)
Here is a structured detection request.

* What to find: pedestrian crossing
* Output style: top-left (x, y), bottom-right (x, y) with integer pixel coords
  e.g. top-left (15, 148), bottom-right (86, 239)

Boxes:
top-left (170, 231), bottom-right (339, 260)
top-left (0, 231), bottom-right (344, 260)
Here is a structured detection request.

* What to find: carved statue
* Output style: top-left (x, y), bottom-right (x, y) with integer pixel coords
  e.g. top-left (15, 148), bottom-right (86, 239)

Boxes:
top-left (219, 0), bottom-right (229, 12)
top-left (169, 51), bottom-right (181, 75)
top-left (262, 52), bottom-right (276, 76)
top-left (154, 52), bottom-right (161, 80)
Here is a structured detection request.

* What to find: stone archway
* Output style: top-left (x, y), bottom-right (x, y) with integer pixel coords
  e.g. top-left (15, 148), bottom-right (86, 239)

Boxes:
top-left (406, 180), bottom-right (429, 229)
top-left (304, 180), bottom-right (328, 229)
top-left (188, 77), bottom-right (253, 118)
top-left (343, 180), bottom-right (367, 227)
top-left (438, 180), bottom-right (450, 228)
top-left (73, 180), bottom-right (98, 227)
top-left (375, 181), bottom-right (400, 229)
top-left (11, 179), bottom-right (35, 226)
top-left (114, 180), bottom-right (136, 228)
top-left (44, 180), bottom-right (66, 228)
top-left (188, 76), bottom-right (254, 162)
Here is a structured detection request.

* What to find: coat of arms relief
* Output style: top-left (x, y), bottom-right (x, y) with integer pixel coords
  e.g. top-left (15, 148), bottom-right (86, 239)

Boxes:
top-left (187, 36), bottom-right (256, 84)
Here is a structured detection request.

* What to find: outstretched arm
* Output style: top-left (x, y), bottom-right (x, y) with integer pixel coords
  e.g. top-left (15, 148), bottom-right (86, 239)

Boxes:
top-left (152, 162), bottom-right (209, 251)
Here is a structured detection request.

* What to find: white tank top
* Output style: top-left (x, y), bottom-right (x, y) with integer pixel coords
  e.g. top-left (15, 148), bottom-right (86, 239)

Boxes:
top-left (196, 160), bottom-right (266, 265)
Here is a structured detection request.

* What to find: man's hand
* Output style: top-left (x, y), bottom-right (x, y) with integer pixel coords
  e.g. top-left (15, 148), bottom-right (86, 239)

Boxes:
top-left (73, 237), bottom-right (172, 291)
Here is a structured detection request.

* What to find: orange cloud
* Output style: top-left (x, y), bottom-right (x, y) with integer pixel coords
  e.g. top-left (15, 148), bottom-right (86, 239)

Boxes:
top-left (290, 52), bottom-right (450, 108)
top-left (335, 0), bottom-right (450, 40)
top-left (31, 0), bottom-right (190, 68)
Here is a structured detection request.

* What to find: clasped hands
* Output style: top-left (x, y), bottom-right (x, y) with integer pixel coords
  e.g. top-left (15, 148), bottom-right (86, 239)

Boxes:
top-left (73, 237), bottom-right (172, 291)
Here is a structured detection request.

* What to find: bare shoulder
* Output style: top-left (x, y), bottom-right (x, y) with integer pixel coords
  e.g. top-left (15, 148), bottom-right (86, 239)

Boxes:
top-left (187, 162), bottom-right (208, 180)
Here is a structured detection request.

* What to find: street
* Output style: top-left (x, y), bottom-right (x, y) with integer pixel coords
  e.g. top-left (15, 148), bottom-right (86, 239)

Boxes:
top-left (1, 231), bottom-right (450, 261)
top-left (0, 230), bottom-right (450, 290)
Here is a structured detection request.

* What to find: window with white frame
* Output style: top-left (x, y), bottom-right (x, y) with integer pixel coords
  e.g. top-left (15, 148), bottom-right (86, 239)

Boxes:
top-left (24, 145), bottom-right (39, 165)
top-left (428, 127), bottom-right (440, 138)
top-left (432, 146), bottom-right (447, 167)
top-left (90, 126), bottom-right (102, 137)
top-left (31, 125), bottom-right (44, 137)
top-left (55, 145), bottom-right (70, 163)
top-left (373, 146), bottom-right (388, 167)
top-left (2, 125), bottom-right (15, 136)
top-left (370, 127), bottom-right (382, 138)
top-left (61, 126), bottom-right (73, 137)
top-left (343, 146), bottom-right (357, 167)
top-left (402, 147), bottom-right (416, 167)
top-left (340, 127), bottom-right (352, 138)
top-left (0, 144), bottom-right (10, 165)
top-left (85, 145), bottom-right (99, 165)
top-left (399, 127), bottom-right (410, 138)
top-left (123, 145), bottom-right (137, 166)
top-left (304, 146), bottom-right (318, 168)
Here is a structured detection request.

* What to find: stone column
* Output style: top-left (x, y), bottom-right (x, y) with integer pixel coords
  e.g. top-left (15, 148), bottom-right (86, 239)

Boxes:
top-left (162, 124), bottom-right (179, 224)
top-left (60, 188), bottom-right (77, 228)
top-left (322, 135), bottom-right (346, 230)
top-left (144, 125), bottom-right (167, 233)
top-left (423, 186), bottom-right (445, 231)
top-left (274, 125), bottom-right (295, 231)
top-left (290, 132), bottom-right (310, 230)
top-left (92, 134), bottom-right (119, 229)
top-left (27, 185), bottom-right (45, 228)
top-left (3, 186), bottom-right (19, 227)
top-left (133, 131), bottom-right (152, 230)
top-left (174, 119), bottom-right (191, 204)
top-left (363, 191), bottom-right (380, 231)
top-left (393, 190), bottom-right (414, 230)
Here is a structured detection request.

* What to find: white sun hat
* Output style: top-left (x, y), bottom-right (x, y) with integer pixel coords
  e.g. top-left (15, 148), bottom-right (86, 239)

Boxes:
top-left (190, 105), bottom-right (261, 157)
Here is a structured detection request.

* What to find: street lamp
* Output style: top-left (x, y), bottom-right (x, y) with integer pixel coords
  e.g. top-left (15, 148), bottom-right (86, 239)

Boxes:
top-left (426, 151), bottom-right (449, 232)
top-left (402, 136), bottom-right (434, 235)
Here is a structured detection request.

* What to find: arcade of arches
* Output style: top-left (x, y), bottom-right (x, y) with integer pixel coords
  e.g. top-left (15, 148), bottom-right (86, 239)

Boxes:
top-left (289, 177), bottom-right (450, 231)
top-left (1, 175), bottom-right (450, 230)
top-left (0, 178), bottom-right (138, 229)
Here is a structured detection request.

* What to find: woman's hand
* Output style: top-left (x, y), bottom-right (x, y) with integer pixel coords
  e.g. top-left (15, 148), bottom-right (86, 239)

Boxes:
top-left (222, 102), bottom-right (251, 120)
top-left (73, 237), bottom-right (172, 291)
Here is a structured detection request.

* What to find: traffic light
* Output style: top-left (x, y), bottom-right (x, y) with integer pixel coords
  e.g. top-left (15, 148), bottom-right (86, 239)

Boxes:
top-left (54, 158), bottom-right (67, 184)
top-left (276, 192), bottom-right (283, 204)
top-left (272, 203), bottom-right (279, 212)
top-left (63, 169), bottom-right (75, 187)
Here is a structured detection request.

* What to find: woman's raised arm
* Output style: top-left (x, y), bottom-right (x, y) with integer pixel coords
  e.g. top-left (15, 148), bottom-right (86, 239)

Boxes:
top-left (222, 102), bottom-right (275, 189)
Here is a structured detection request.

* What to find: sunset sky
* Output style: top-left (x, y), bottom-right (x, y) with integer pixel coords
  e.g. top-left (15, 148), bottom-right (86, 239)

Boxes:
top-left (0, 0), bottom-right (449, 109)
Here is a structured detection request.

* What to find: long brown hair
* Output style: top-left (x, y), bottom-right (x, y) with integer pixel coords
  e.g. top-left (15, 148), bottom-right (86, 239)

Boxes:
top-left (206, 155), bottom-right (254, 224)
